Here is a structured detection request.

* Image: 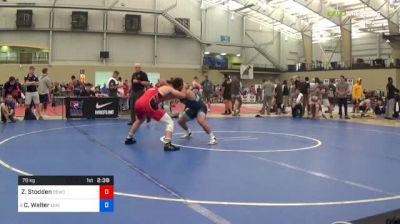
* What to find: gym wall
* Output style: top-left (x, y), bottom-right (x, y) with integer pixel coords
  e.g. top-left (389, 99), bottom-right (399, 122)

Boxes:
top-left (0, 0), bottom-right (302, 69)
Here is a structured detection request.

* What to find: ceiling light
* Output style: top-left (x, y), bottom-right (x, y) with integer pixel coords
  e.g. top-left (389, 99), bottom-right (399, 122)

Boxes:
top-left (386, 39), bottom-right (390, 43)
top-left (204, 51), bottom-right (210, 55)
top-left (220, 53), bottom-right (227, 56)
top-left (230, 12), bottom-right (235, 20)
top-left (236, 54), bottom-right (241, 57)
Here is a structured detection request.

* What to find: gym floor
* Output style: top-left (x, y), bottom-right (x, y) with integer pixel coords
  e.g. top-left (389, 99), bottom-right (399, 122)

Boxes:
top-left (1, 118), bottom-right (400, 224)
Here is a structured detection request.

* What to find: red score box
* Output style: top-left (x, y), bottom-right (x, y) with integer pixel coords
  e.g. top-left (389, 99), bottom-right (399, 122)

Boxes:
top-left (99, 185), bottom-right (114, 200)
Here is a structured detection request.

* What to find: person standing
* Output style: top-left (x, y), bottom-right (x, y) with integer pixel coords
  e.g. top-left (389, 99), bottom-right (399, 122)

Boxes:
top-left (24, 66), bottom-right (41, 120)
top-left (192, 76), bottom-right (202, 93)
top-left (108, 71), bottom-right (120, 98)
top-left (327, 79), bottom-right (336, 118)
top-left (352, 78), bottom-right (364, 114)
top-left (304, 77), bottom-right (311, 115)
top-left (256, 85), bottom-right (262, 103)
top-left (201, 75), bottom-right (213, 112)
top-left (336, 75), bottom-right (350, 119)
top-left (319, 80), bottom-right (332, 119)
top-left (231, 75), bottom-right (242, 116)
top-left (38, 68), bottom-right (52, 120)
top-left (221, 74), bottom-right (232, 115)
top-left (128, 63), bottom-right (150, 125)
top-left (70, 75), bottom-right (82, 96)
top-left (260, 79), bottom-right (275, 115)
top-left (274, 80), bottom-right (283, 115)
top-left (385, 77), bottom-right (399, 119)
top-left (282, 80), bottom-right (289, 113)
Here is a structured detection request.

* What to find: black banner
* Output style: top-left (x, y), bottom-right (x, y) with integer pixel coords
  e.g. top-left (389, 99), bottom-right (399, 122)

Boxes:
top-left (18, 176), bottom-right (114, 185)
top-left (66, 97), bottom-right (119, 119)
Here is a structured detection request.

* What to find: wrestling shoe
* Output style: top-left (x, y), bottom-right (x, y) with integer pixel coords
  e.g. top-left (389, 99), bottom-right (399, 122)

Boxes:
top-left (209, 136), bottom-right (217, 145)
top-left (160, 136), bottom-right (168, 144)
top-left (180, 132), bottom-right (192, 139)
top-left (125, 137), bottom-right (136, 145)
top-left (164, 142), bottom-right (180, 151)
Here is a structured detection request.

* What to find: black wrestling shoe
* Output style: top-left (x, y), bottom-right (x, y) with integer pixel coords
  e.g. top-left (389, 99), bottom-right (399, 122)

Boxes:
top-left (125, 137), bottom-right (136, 145)
top-left (164, 142), bottom-right (180, 151)
top-left (127, 122), bottom-right (133, 125)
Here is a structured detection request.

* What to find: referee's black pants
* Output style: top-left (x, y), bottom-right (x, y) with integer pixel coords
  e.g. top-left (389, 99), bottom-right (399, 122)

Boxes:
top-left (129, 90), bottom-right (144, 122)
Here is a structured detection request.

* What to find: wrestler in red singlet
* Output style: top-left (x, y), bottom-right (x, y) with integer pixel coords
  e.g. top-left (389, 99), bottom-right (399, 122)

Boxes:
top-left (125, 81), bottom-right (187, 151)
top-left (135, 87), bottom-right (166, 121)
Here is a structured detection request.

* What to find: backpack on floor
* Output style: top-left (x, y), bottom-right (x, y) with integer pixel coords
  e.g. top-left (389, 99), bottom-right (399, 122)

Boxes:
top-left (24, 108), bottom-right (37, 120)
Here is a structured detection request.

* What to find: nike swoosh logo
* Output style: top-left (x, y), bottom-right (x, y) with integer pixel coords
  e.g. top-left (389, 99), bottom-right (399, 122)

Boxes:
top-left (96, 102), bottom-right (113, 109)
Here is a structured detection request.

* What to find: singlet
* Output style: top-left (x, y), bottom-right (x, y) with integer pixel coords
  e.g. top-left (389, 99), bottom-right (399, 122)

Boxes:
top-left (139, 87), bottom-right (163, 110)
top-left (181, 93), bottom-right (204, 110)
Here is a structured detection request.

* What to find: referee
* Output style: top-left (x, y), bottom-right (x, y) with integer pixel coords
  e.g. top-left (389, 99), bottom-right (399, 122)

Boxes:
top-left (128, 63), bottom-right (149, 125)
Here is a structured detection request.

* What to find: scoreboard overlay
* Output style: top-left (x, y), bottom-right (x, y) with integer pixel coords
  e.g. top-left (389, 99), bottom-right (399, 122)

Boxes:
top-left (18, 176), bottom-right (114, 213)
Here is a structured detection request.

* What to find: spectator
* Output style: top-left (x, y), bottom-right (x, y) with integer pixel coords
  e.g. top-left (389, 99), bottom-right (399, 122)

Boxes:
top-left (101, 84), bottom-right (108, 94)
top-left (256, 85), bottom-right (262, 103)
top-left (352, 78), bottom-right (364, 114)
top-left (108, 71), bottom-right (119, 98)
top-left (320, 79), bottom-right (333, 119)
top-left (192, 76), bottom-right (202, 93)
top-left (80, 83), bottom-right (96, 97)
top-left (94, 86), bottom-right (102, 96)
top-left (309, 84), bottom-right (323, 119)
top-left (231, 75), bottom-right (242, 116)
top-left (1, 93), bottom-right (17, 123)
top-left (288, 78), bottom-right (296, 106)
top-left (15, 78), bottom-right (24, 102)
top-left (295, 76), bottom-right (309, 116)
top-left (359, 98), bottom-right (372, 117)
top-left (282, 80), bottom-right (289, 113)
top-left (129, 63), bottom-right (150, 125)
top-left (24, 66), bottom-right (40, 119)
top-left (336, 75), bottom-right (350, 119)
top-left (291, 88), bottom-right (303, 118)
top-left (327, 79), bottom-right (336, 118)
top-left (221, 74), bottom-right (232, 115)
top-left (38, 67), bottom-right (52, 120)
top-left (67, 78), bottom-right (74, 96)
top-left (201, 75), bottom-right (213, 112)
top-left (374, 98), bottom-right (385, 115)
top-left (304, 76), bottom-right (311, 115)
top-left (70, 75), bottom-right (82, 96)
top-left (123, 80), bottom-right (129, 96)
top-left (51, 82), bottom-right (61, 109)
top-left (260, 79), bottom-right (275, 115)
top-left (250, 85), bottom-right (256, 96)
top-left (2, 76), bottom-right (20, 101)
top-left (117, 77), bottom-right (124, 96)
top-left (275, 80), bottom-right (283, 115)
top-left (385, 77), bottom-right (399, 119)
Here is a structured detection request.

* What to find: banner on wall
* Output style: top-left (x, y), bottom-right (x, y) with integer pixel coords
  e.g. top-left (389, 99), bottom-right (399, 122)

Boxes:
top-left (240, 64), bottom-right (254, 80)
top-left (66, 97), bottom-right (119, 119)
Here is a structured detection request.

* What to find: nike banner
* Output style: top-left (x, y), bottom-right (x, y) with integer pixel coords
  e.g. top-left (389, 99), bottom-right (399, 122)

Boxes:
top-left (66, 97), bottom-right (119, 119)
